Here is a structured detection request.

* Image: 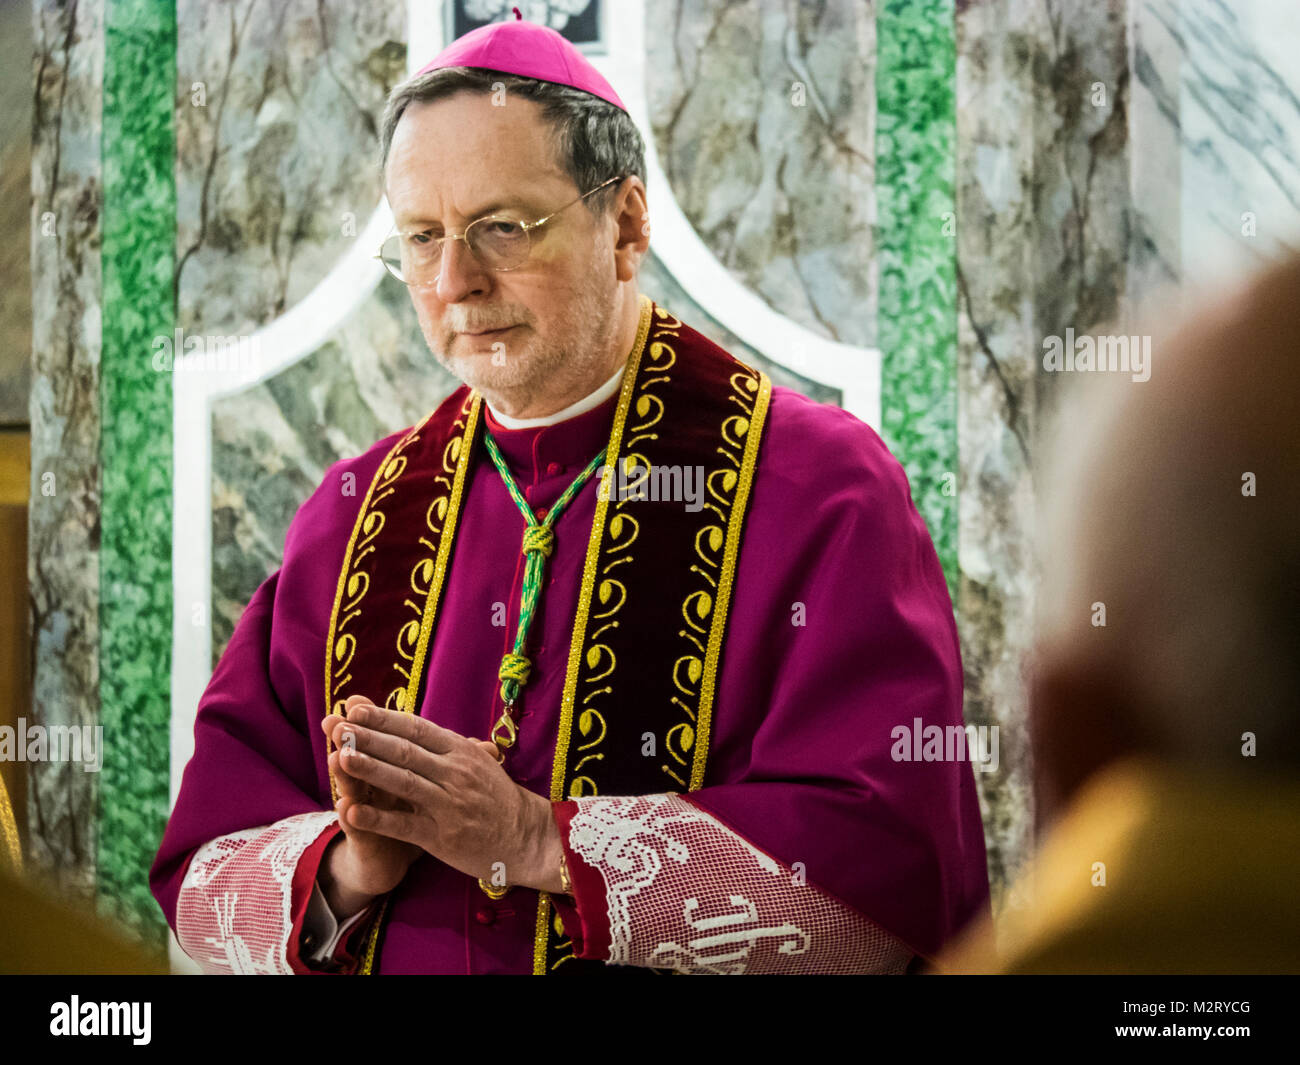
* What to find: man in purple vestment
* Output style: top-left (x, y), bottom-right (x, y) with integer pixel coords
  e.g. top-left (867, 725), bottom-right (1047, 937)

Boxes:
top-left (150, 14), bottom-right (989, 975)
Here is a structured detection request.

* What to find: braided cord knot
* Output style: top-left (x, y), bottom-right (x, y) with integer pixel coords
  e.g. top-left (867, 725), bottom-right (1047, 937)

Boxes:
top-left (521, 524), bottom-right (555, 558)
top-left (499, 652), bottom-right (532, 685)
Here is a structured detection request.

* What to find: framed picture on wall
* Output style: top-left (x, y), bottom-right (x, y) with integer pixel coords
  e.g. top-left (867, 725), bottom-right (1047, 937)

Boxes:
top-left (449, 1), bottom-right (605, 53)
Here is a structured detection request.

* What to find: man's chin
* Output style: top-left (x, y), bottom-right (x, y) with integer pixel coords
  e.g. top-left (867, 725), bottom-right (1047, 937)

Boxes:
top-left (435, 351), bottom-right (542, 396)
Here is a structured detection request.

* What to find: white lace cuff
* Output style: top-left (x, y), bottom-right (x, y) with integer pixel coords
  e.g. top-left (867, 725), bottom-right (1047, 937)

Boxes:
top-left (175, 810), bottom-right (338, 974)
top-left (560, 793), bottom-right (913, 974)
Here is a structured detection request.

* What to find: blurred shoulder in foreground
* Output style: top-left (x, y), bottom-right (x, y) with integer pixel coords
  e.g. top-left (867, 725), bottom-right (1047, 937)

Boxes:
top-left (0, 867), bottom-right (167, 974)
top-left (938, 756), bottom-right (1300, 973)
top-left (0, 772), bottom-right (164, 974)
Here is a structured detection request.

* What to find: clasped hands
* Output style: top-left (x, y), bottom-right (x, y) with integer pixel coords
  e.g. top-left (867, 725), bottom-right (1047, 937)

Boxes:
top-left (318, 694), bottom-right (565, 917)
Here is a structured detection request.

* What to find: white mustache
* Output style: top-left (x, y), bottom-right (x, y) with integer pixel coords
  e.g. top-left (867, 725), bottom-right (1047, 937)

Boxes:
top-left (445, 312), bottom-right (526, 334)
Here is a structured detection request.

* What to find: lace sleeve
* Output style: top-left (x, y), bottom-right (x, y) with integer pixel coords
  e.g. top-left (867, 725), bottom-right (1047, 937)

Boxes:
top-left (553, 794), bottom-right (914, 974)
top-left (175, 810), bottom-right (339, 974)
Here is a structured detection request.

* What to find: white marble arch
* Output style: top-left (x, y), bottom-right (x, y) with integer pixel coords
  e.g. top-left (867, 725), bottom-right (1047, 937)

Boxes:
top-left (166, 0), bottom-right (879, 968)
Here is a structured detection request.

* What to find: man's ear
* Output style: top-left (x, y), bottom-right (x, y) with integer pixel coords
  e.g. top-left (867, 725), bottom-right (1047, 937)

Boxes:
top-left (1027, 649), bottom-right (1152, 838)
top-left (611, 177), bottom-right (649, 283)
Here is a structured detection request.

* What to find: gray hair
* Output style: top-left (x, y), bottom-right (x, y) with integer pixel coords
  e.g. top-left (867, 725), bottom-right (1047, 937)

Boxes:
top-left (379, 66), bottom-right (645, 217)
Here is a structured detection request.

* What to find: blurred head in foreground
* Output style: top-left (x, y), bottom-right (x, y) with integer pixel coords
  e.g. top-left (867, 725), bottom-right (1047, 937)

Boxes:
top-left (940, 253), bottom-right (1300, 974)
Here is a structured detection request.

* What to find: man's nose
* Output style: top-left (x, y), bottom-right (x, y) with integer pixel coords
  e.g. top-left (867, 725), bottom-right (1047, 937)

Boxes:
top-left (434, 234), bottom-right (490, 303)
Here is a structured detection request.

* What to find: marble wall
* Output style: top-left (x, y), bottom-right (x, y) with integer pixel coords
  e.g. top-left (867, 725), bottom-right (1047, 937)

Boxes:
top-left (179, 0), bottom-right (416, 654)
top-left (1140, 0), bottom-right (1300, 295)
top-left (28, 0), bottom-right (104, 907)
top-left (645, 0), bottom-right (877, 349)
top-left (955, 0), bottom-right (1136, 910)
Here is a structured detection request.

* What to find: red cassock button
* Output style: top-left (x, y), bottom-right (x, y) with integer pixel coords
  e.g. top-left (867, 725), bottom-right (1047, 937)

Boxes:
top-left (534, 506), bottom-right (548, 520)
top-left (546, 461), bottom-right (561, 476)
top-left (475, 907), bottom-right (496, 926)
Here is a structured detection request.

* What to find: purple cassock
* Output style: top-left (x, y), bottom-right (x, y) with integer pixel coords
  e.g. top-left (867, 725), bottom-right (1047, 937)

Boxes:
top-left (150, 343), bottom-right (990, 974)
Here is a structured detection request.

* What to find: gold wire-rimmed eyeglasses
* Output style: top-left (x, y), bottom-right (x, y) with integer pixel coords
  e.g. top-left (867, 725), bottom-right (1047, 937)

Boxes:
top-left (376, 175), bottom-right (625, 288)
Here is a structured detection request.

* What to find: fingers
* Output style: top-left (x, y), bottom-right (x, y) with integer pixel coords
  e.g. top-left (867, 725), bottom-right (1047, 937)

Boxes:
top-left (327, 749), bottom-right (373, 804)
top-left (334, 793), bottom-right (360, 836)
top-left (342, 703), bottom-right (461, 755)
top-left (344, 802), bottom-right (429, 847)
top-left (338, 740), bottom-right (441, 807)
top-left (333, 793), bottom-right (382, 846)
top-left (321, 694), bottom-right (376, 741)
top-left (337, 722), bottom-right (446, 784)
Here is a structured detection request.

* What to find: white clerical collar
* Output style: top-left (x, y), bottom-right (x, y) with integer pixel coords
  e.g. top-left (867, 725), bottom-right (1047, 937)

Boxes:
top-left (485, 361), bottom-right (627, 429)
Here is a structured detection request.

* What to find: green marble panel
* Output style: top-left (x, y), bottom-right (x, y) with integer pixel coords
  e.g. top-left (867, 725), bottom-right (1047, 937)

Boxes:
top-left (98, 0), bottom-right (174, 951)
top-left (876, 0), bottom-right (958, 600)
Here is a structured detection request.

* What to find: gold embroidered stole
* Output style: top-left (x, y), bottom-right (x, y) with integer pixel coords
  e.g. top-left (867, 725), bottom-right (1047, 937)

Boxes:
top-left (322, 294), bottom-right (772, 974)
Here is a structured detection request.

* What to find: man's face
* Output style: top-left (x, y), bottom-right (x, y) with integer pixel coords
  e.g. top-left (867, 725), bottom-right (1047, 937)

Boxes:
top-left (384, 91), bottom-right (623, 415)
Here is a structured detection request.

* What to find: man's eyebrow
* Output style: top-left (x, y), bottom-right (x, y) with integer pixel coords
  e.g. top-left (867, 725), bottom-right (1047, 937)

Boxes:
top-left (396, 199), bottom-right (542, 230)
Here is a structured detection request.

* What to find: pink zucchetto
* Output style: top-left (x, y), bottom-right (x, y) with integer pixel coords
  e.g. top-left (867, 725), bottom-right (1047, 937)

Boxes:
top-left (415, 5), bottom-right (627, 113)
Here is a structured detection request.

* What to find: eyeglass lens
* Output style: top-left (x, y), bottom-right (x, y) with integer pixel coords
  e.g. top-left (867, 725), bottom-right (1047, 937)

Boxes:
top-left (381, 217), bottom-right (530, 284)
